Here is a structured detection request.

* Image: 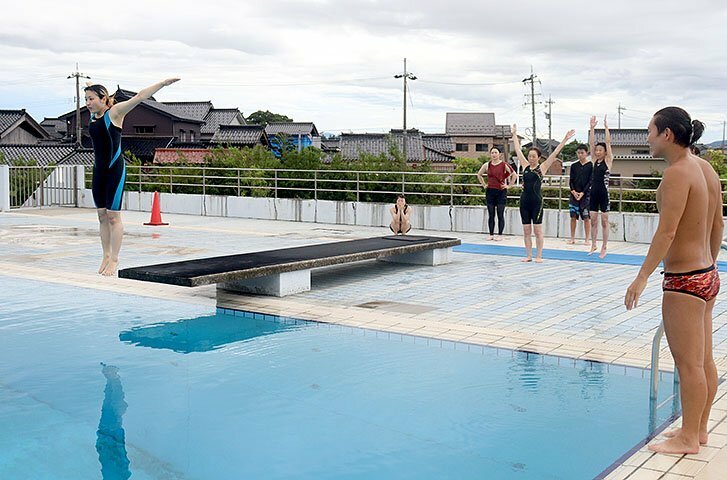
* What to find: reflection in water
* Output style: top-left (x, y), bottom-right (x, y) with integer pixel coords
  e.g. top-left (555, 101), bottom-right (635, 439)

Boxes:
top-left (119, 313), bottom-right (299, 353)
top-left (96, 363), bottom-right (131, 480)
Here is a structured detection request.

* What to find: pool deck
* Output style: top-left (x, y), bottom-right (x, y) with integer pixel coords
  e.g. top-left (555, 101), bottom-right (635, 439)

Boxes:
top-left (1, 206), bottom-right (726, 480)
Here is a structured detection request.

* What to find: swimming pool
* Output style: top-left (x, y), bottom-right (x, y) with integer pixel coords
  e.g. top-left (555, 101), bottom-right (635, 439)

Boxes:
top-left (0, 276), bottom-right (678, 479)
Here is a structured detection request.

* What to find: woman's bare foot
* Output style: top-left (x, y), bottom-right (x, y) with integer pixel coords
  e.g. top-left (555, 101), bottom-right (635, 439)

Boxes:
top-left (534, 258), bottom-right (543, 263)
top-left (663, 428), bottom-right (708, 445)
top-left (494, 235), bottom-right (503, 241)
top-left (566, 239), bottom-right (575, 245)
top-left (98, 256), bottom-right (110, 274)
top-left (599, 247), bottom-right (607, 259)
top-left (101, 258), bottom-right (119, 277)
top-left (588, 244), bottom-right (598, 255)
top-left (521, 257), bottom-right (532, 262)
top-left (582, 240), bottom-right (590, 246)
top-left (648, 435), bottom-right (700, 455)
top-left (488, 235), bottom-right (495, 241)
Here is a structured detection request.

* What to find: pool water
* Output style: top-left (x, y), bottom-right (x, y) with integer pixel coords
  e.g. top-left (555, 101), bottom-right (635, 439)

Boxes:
top-left (0, 276), bottom-right (677, 479)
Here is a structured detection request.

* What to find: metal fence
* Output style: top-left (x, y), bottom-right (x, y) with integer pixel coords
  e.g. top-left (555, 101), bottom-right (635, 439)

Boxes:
top-left (8, 166), bottom-right (79, 208)
top-left (8, 165), bottom-right (727, 212)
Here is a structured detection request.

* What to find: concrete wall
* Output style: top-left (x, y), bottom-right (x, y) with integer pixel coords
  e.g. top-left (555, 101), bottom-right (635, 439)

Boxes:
top-left (77, 187), bottom-right (691, 243)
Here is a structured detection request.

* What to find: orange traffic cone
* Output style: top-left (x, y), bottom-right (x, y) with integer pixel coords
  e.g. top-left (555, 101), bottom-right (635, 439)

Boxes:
top-left (144, 191), bottom-right (169, 226)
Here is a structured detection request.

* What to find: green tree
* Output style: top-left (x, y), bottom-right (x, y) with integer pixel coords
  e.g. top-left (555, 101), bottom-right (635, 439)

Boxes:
top-left (245, 110), bottom-right (293, 125)
top-left (559, 139), bottom-right (583, 162)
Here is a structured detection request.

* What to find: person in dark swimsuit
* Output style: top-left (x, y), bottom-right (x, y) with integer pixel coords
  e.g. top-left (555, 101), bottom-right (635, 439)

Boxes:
top-left (477, 146), bottom-right (517, 240)
top-left (512, 125), bottom-right (576, 262)
top-left (85, 78), bottom-right (180, 276)
top-left (389, 194), bottom-right (412, 234)
top-left (568, 144), bottom-right (593, 244)
top-left (588, 115), bottom-right (614, 258)
top-left (625, 107), bottom-right (720, 455)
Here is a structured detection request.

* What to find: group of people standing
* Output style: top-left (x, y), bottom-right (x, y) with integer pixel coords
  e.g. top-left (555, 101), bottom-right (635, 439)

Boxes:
top-left (477, 117), bottom-right (615, 261)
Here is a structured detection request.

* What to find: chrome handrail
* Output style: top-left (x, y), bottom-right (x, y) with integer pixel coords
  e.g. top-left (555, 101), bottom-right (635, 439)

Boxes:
top-left (649, 321), bottom-right (680, 431)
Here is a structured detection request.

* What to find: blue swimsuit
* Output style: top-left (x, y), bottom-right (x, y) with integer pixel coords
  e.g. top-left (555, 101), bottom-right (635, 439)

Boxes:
top-left (90, 110), bottom-right (125, 211)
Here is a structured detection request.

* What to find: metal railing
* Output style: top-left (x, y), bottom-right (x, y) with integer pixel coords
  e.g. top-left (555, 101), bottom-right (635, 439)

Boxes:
top-left (75, 165), bottom-right (715, 212)
top-left (7, 164), bottom-right (727, 212)
top-left (8, 165), bottom-right (79, 208)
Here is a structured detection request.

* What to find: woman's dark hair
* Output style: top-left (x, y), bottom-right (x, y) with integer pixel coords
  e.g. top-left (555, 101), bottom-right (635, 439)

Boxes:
top-left (84, 84), bottom-right (116, 108)
top-left (528, 147), bottom-right (542, 158)
top-left (576, 144), bottom-right (589, 152)
top-left (653, 106), bottom-right (704, 147)
top-left (490, 146), bottom-right (501, 153)
top-left (595, 142), bottom-right (607, 151)
top-left (396, 194), bottom-right (406, 200)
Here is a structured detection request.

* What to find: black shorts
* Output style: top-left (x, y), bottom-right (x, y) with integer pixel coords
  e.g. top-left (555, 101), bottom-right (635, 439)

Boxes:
top-left (520, 200), bottom-right (543, 225)
top-left (486, 188), bottom-right (507, 206)
top-left (589, 189), bottom-right (610, 213)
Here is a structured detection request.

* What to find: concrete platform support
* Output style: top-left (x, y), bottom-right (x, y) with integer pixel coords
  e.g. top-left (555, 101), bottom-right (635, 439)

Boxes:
top-left (378, 247), bottom-right (453, 266)
top-left (218, 269), bottom-right (311, 297)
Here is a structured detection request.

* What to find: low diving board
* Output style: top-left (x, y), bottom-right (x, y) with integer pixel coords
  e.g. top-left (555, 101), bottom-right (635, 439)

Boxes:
top-left (118, 235), bottom-right (460, 297)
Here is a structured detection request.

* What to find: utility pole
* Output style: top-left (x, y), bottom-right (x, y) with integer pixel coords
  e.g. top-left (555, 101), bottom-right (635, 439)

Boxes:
top-left (522, 67), bottom-right (540, 149)
top-left (617, 104), bottom-right (626, 129)
top-left (394, 58), bottom-right (417, 162)
top-left (545, 95), bottom-right (554, 153)
top-left (67, 63), bottom-right (90, 147)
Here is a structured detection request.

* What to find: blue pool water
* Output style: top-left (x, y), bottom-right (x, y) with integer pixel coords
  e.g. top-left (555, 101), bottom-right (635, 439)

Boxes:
top-left (0, 276), bottom-right (678, 479)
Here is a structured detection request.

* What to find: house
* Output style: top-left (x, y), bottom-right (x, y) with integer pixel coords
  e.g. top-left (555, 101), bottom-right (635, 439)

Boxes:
top-left (593, 128), bottom-right (665, 177)
top-left (339, 129), bottom-right (455, 170)
top-left (264, 122), bottom-right (321, 156)
top-left (0, 110), bottom-right (50, 145)
top-left (57, 88), bottom-right (246, 162)
top-left (153, 148), bottom-right (211, 164)
top-left (210, 125), bottom-right (269, 148)
top-left (445, 112), bottom-right (513, 159)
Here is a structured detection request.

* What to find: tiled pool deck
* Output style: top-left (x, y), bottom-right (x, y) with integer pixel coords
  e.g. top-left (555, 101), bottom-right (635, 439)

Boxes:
top-left (1, 207), bottom-right (726, 480)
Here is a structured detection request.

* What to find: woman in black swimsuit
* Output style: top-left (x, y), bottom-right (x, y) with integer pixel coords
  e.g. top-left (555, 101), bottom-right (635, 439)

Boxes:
top-left (512, 125), bottom-right (575, 262)
top-left (588, 115), bottom-right (614, 259)
top-left (389, 194), bottom-right (412, 234)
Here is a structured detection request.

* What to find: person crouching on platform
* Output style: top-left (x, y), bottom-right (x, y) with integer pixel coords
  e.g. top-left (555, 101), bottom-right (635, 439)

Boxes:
top-left (390, 195), bottom-right (412, 235)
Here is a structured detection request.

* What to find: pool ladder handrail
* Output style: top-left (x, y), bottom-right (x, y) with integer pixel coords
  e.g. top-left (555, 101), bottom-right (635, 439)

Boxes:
top-left (650, 321), bottom-right (680, 427)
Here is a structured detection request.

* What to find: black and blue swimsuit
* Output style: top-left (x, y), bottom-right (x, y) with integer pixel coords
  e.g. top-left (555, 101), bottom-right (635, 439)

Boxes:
top-left (90, 110), bottom-right (125, 211)
top-left (520, 165), bottom-right (543, 225)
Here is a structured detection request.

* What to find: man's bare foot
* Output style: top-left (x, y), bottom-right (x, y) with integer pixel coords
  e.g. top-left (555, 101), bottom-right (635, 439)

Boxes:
top-left (488, 235), bottom-right (495, 241)
top-left (521, 257), bottom-right (532, 262)
top-left (663, 428), bottom-right (708, 445)
top-left (588, 244), bottom-right (598, 255)
top-left (534, 258), bottom-right (543, 263)
top-left (98, 256), bottom-right (110, 274)
top-left (599, 248), bottom-right (607, 259)
top-left (101, 259), bottom-right (119, 277)
top-left (648, 436), bottom-right (700, 455)
top-left (566, 239), bottom-right (575, 245)
top-left (494, 235), bottom-right (503, 241)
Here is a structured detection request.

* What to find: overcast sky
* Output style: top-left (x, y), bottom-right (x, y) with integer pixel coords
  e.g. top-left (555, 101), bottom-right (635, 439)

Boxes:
top-left (2, 0), bottom-right (726, 143)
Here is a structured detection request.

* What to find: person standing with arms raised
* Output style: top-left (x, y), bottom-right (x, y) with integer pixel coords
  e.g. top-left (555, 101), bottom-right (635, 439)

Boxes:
top-left (625, 107), bottom-right (719, 455)
top-left (477, 147), bottom-right (517, 241)
top-left (588, 115), bottom-right (614, 258)
top-left (512, 125), bottom-right (575, 262)
top-left (85, 78), bottom-right (180, 276)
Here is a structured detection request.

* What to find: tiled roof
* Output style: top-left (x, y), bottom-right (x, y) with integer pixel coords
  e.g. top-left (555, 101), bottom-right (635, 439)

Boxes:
top-left (265, 122), bottom-right (319, 137)
top-left (153, 148), bottom-right (211, 164)
top-left (0, 110), bottom-right (24, 133)
top-left (446, 112), bottom-right (496, 135)
top-left (321, 137), bottom-right (340, 152)
top-left (121, 136), bottom-right (175, 158)
top-left (41, 117), bottom-right (68, 138)
top-left (340, 131), bottom-right (424, 162)
top-left (57, 149), bottom-right (95, 167)
top-left (201, 109), bottom-right (245, 135)
top-left (422, 134), bottom-right (454, 153)
top-left (210, 125), bottom-right (267, 146)
top-left (0, 144), bottom-right (82, 166)
top-left (162, 101), bottom-right (213, 121)
top-left (423, 146), bottom-right (455, 163)
top-left (594, 129), bottom-right (648, 146)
